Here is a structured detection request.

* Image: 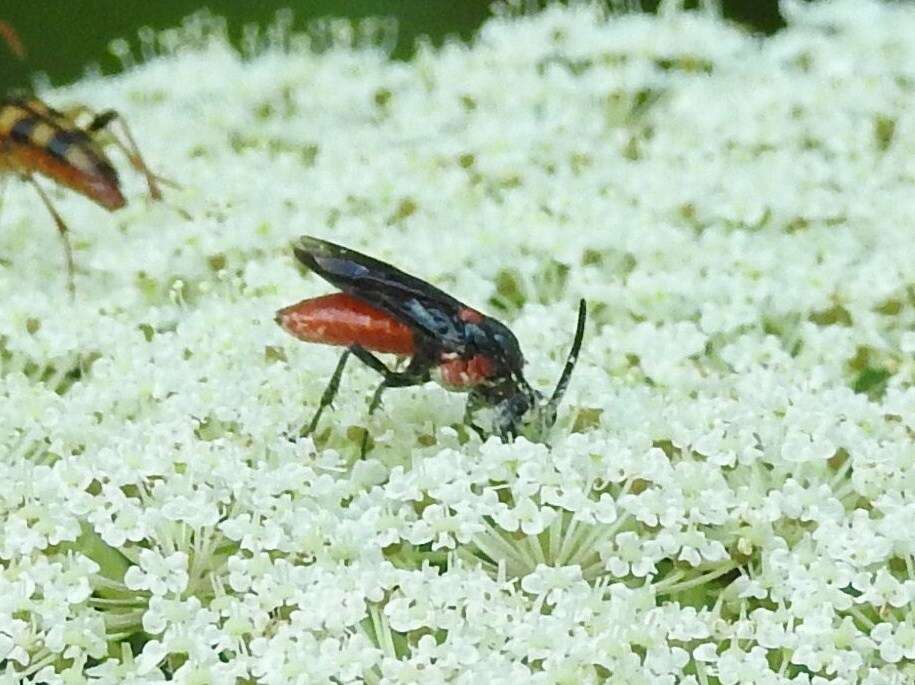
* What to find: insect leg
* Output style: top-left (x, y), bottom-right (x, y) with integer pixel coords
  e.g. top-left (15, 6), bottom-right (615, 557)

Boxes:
top-left (27, 175), bottom-right (75, 296)
top-left (301, 349), bottom-right (351, 438)
top-left (299, 344), bottom-right (427, 454)
top-left (462, 390), bottom-right (487, 440)
top-left (72, 106), bottom-right (177, 200)
top-left (349, 346), bottom-right (427, 457)
top-left (97, 109), bottom-right (170, 200)
top-left (0, 20), bottom-right (26, 59)
top-left (352, 347), bottom-right (424, 415)
top-left (365, 366), bottom-right (421, 414)
top-left (83, 109), bottom-right (117, 132)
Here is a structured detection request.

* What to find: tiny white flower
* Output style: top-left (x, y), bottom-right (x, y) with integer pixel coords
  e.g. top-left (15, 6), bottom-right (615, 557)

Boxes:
top-left (493, 497), bottom-right (558, 536)
top-left (520, 564), bottom-right (583, 605)
top-left (124, 550), bottom-right (190, 596)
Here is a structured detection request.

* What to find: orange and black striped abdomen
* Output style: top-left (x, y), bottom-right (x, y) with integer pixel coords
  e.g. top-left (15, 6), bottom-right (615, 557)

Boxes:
top-left (0, 97), bottom-right (125, 210)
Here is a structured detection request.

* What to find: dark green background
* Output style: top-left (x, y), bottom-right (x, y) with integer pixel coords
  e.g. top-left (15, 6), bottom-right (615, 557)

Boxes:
top-left (1, 1), bottom-right (786, 93)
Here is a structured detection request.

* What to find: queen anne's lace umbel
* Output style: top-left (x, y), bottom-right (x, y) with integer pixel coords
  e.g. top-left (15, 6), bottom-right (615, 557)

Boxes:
top-left (2, 1), bottom-right (915, 682)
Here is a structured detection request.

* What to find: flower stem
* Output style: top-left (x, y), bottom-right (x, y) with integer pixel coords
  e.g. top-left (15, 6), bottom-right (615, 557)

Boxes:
top-left (654, 561), bottom-right (739, 596)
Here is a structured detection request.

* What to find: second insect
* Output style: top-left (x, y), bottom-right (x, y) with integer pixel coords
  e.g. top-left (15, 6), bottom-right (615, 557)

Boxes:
top-left (276, 235), bottom-right (586, 455)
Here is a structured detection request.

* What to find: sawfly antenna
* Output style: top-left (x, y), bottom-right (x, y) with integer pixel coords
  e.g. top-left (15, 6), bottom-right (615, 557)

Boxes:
top-left (547, 299), bottom-right (587, 422)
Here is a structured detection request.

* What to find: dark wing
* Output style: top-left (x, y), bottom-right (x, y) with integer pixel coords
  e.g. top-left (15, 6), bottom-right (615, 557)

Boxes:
top-left (292, 235), bottom-right (473, 352)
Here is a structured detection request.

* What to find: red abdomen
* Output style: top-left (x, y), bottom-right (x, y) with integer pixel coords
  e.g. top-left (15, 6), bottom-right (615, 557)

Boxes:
top-left (276, 293), bottom-right (415, 355)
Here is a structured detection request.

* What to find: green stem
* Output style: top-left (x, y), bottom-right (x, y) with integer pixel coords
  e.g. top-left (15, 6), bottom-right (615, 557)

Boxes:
top-left (580, 557), bottom-right (610, 580)
top-left (67, 521), bottom-right (133, 600)
top-left (526, 534), bottom-right (547, 567)
top-left (652, 568), bottom-right (687, 591)
top-left (370, 603), bottom-right (397, 658)
top-left (88, 596), bottom-right (149, 608)
top-left (846, 605), bottom-right (876, 630)
top-left (654, 561), bottom-right (738, 596)
top-left (548, 513), bottom-right (564, 565)
top-left (103, 609), bottom-right (146, 631)
top-left (18, 650), bottom-right (56, 679)
top-left (694, 658), bottom-right (710, 685)
top-left (556, 517), bottom-right (580, 566)
top-left (472, 526), bottom-right (535, 577)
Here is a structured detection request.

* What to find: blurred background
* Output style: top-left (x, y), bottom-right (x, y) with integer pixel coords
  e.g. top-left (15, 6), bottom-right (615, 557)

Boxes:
top-left (1, 1), bottom-right (787, 93)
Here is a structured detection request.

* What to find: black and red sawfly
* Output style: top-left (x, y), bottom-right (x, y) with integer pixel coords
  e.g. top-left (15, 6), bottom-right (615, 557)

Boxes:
top-left (276, 235), bottom-right (587, 454)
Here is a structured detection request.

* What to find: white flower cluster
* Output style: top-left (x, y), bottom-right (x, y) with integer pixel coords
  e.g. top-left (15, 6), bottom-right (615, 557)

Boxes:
top-left (2, 1), bottom-right (915, 682)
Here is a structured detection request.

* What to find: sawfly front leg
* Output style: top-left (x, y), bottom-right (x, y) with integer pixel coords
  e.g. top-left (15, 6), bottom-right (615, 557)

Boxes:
top-left (26, 175), bottom-right (75, 297)
top-left (462, 390), bottom-right (488, 441)
top-left (350, 346), bottom-right (427, 458)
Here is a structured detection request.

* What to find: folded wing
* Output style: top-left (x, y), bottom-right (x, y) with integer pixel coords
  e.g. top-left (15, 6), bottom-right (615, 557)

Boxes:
top-left (293, 235), bottom-right (475, 352)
